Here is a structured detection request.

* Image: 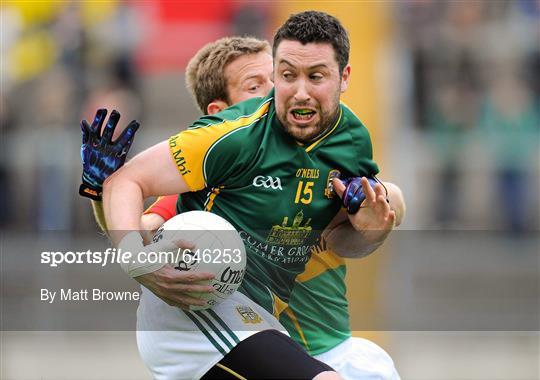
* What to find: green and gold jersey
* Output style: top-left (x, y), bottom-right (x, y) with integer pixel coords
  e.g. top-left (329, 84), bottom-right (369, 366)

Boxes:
top-left (280, 244), bottom-right (350, 355)
top-left (168, 88), bottom-right (378, 320)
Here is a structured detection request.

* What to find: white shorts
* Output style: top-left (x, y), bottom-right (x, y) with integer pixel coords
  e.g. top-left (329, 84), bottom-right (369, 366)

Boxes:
top-left (136, 287), bottom-right (286, 380)
top-left (314, 337), bottom-right (401, 380)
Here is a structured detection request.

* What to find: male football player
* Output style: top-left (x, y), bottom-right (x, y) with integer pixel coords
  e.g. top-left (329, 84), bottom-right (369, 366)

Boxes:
top-left (137, 36), bottom-right (403, 379)
top-left (86, 12), bottom-right (403, 379)
top-left (84, 34), bottom-right (340, 380)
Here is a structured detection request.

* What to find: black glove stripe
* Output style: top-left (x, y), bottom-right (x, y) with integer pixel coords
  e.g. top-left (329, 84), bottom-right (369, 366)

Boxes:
top-left (115, 120), bottom-right (140, 146)
top-left (102, 110), bottom-right (120, 144)
top-left (91, 109), bottom-right (107, 134)
top-left (80, 120), bottom-right (91, 144)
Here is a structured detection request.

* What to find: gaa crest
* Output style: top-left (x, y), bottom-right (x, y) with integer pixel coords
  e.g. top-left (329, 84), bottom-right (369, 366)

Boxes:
top-left (236, 306), bottom-right (262, 324)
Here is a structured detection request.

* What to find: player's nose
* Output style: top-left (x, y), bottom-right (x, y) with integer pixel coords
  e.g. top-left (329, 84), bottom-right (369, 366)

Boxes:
top-left (293, 79), bottom-right (311, 103)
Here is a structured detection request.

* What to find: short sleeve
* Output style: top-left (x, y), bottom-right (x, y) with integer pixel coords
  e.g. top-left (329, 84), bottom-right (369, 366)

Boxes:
top-left (168, 99), bottom-right (271, 191)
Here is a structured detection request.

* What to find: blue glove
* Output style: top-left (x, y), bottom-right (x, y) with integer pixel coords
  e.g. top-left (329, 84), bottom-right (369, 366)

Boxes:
top-left (341, 177), bottom-right (381, 214)
top-left (79, 109), bottom-right (139, 200)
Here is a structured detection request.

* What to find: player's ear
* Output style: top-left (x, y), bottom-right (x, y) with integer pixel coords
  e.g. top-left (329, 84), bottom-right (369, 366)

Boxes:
top-left (207, 100), bottom-right (229, 115)
top-left (340, 64), bottom-right (351, 93)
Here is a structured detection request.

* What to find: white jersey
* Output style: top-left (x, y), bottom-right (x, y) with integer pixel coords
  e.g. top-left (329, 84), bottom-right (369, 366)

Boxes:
top-left (136, 286), bottom-right (287, 380)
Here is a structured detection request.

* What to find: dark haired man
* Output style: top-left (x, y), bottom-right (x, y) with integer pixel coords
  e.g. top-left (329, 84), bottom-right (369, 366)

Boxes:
top-left (102, 11), bottom-right (399, 379)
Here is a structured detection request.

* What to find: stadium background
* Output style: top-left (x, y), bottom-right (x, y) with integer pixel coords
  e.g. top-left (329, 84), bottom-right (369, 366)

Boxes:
top-left (1, 1), bottom-right (538, 379)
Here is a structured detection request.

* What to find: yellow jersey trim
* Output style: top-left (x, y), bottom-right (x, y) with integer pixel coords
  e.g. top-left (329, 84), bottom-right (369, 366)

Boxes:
top-left (304, 107), bottom-right (343, 153)
top-left (283, 307), bottom-right (310, 352)
top-left (168, 99), bottom-right (271, 191)
top-left (296, 248), bottom-right (345, 283)
top-left (271, 292), bottom-right (289, 319)
top-left (204, 186), bottom-right (223, 212)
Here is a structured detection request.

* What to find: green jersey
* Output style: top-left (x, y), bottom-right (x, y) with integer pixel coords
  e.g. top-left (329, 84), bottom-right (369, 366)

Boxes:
top-left (168, 88), bottom-right (378, 321)
top-left (279, 242), bottom-right (350, 355)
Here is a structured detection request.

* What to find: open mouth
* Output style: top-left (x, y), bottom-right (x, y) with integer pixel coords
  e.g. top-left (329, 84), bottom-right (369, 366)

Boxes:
top-left (291, 109), bottom-right (316, 121)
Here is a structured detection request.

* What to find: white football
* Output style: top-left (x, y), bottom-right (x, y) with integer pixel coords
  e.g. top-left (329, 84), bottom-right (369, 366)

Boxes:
top-left (152, 211), bottom-right (246, 310)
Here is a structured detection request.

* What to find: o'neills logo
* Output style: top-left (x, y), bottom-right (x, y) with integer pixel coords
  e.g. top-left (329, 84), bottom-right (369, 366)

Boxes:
top-left (220, 266), bottom-right (245, 285)
top-left (214, 267), bottom-right (245, 296)
top-left (169, 135), bottom-right (191, 176)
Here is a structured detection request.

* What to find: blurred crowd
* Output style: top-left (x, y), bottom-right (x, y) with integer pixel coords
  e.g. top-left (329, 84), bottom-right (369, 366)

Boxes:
top-left (1, 1), bottom-right (538, 233)
top-left (398, 0), bottom-right (539, 232)
top-left (1, 1), bottom-right (270, 231)
top-left (1, 2), bottom-right (142, 230)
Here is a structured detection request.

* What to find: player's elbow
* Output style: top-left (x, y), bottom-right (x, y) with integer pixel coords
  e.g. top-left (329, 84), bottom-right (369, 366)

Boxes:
top-left (102, 171), bottom-right (116, 192)
top-left (102, 167), bottom-right (125, 197)
top-left (330, 241), bottom-right (383, 259)
top-left (384, 182), bottom-right (406, 227)
top-left (103, 164), bottom-right (150, 200)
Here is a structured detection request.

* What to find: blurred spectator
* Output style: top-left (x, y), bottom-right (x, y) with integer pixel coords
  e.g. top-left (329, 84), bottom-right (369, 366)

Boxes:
top-left (34, 65), bottom-right (78, 230)
top-left (82, 1), bottom-right (143, 136)
top-left (419, 1), bottom-right (485, 227)
top-left (0, 93), bottom-right (14, 226)
top-left (427, 78), bottom-right (479, 227)
top-left (52, 2), bottom-right (87, 121)
top-left (479, 57), bottom-right (539, 232)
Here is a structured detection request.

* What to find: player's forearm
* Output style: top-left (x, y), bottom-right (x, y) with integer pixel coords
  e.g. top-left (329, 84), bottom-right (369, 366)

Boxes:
top-left (91, 200), bottom-right (109, 233)
top-left (102, 140), bottom-right (191, 246)
top-left (324, 222), bottom-right (385, 258)
top-left (103, 169), bottom-right (146, 246)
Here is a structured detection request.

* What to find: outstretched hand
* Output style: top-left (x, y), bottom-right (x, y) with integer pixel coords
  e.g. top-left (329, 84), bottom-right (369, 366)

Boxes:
top-left (79, 109), bottom-right (139, 200)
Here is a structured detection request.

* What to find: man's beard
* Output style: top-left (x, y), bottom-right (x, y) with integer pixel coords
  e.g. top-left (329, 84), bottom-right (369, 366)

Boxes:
top-left (277, 92), bottom-right (341, 145)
